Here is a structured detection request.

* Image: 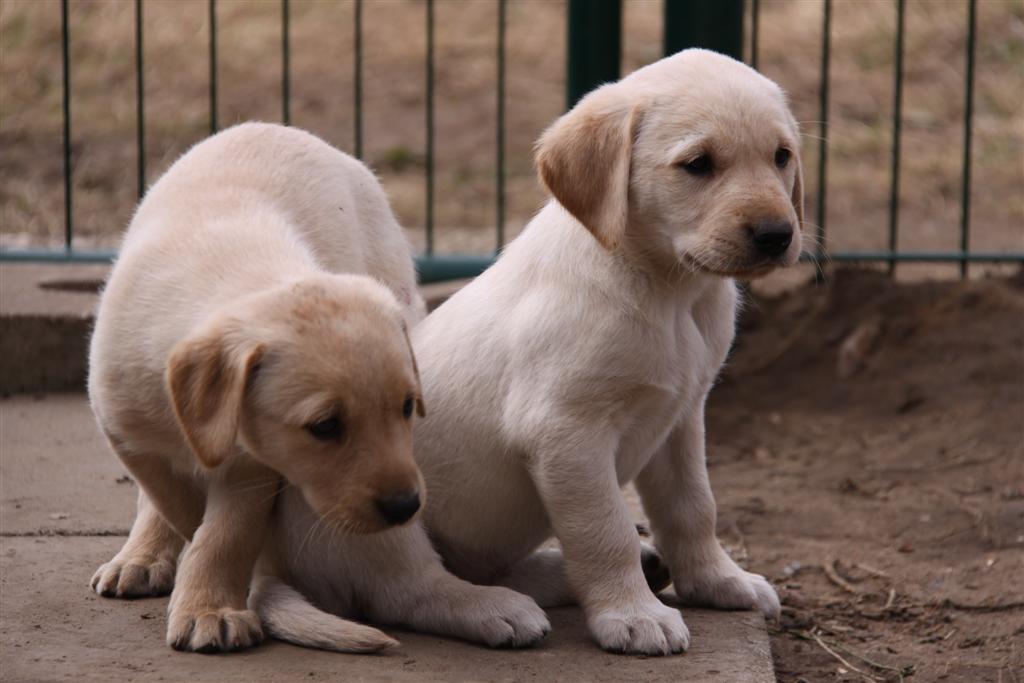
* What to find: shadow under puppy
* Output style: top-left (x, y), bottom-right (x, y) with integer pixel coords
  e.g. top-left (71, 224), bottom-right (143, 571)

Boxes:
top-left (400, 49), bottom-right (799, 655)
top-left (89, 122), bottom-right (548, 653)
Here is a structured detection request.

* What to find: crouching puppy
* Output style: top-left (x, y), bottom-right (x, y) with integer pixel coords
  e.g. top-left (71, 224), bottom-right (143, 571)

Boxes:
top-left (89, 122), bottom-right (548, 653)
top-left (409, 50), bottom-right (799, 655)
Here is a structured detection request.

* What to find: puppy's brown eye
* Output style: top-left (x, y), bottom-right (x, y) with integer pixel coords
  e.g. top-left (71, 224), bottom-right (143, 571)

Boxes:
top-left (306, 415), bottom-right (344, 441)
top-left (775, 148), bottom-right (791, 168)
top-left (402, 396), bottom-right (415, 420)
top-left (681, 154), bottom-right (712, 176)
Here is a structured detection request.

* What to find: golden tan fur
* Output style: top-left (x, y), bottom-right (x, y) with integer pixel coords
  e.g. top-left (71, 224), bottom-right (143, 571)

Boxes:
top-left (89, 124), bottom-right (426, 652)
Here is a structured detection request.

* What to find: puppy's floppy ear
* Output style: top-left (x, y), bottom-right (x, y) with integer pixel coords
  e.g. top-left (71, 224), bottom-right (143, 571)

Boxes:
top-left (535, 87), bottom-right (641, 251)
top-left (166, 321), bottom-right (263, 468)
top-left (401, 323), bottom-right (426, 418)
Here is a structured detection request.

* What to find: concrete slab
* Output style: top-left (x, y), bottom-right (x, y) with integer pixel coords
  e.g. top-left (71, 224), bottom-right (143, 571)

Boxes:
top-left (1, 394), bottom-right (133, 536)
top-left (0, 394), bottom-right (775, 681)
top-left (0, 537), bottom-right (772, 683)
top-left (0, 394), bottom-right (650, 539)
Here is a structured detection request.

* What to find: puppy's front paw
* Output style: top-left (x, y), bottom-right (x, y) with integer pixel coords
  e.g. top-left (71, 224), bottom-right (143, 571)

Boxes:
top-left (91, 555), bottom-right (176, 598)
top-left (588, 597), bottom-right (689, 655)
top-left (675, 563), bottom-right (780, 619)
top-left (454, 586), bottom-right (550, 648)
top-left (167, 606), bottom-right (263, 653)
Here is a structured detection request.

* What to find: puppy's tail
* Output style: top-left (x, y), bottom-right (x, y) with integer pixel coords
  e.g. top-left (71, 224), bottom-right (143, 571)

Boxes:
top-left (250, 574), bottom-right (399, 653)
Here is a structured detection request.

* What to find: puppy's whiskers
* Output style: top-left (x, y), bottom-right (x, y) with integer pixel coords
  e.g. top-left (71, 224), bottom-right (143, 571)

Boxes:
top-left (796, 224), bottom-right (831, 281)
top-left (295, 506), bottom-right (329, 561)
top-left (228, 478), bottom-right (282, 495)
top-left (256, 480), bottom-right (292, 508)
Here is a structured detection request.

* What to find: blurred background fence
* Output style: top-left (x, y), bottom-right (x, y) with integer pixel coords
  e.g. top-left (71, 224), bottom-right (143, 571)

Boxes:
top-left (1, 0), bottom-right (1021, 281)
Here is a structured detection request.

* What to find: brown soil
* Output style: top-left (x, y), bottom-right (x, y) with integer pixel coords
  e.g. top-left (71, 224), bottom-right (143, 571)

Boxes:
top-left (707, 267), bottom-right (1024, 681)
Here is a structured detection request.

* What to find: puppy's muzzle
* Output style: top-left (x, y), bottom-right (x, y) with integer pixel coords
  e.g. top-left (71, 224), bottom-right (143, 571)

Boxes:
top-left (748, 218), bottom-right (793, 258)
top-left (376, 490), bottom-right (422, 525)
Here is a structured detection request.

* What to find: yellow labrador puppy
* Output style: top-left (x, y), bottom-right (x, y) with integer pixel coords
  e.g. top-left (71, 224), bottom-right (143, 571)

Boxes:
top-left (90, 123), bottom-right (548, 653)
top-left (406, 50), bottom-right (801, 655)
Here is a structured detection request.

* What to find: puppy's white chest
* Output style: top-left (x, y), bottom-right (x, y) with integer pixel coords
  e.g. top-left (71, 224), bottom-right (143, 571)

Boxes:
top-left (613, 284), bottom-right (736, 483)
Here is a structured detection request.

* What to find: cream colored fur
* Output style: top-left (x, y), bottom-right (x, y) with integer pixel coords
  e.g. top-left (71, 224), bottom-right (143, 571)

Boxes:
top-left (89, 122), bottom-right (548, 653)
top-left (406, 50), bottom-right (802, 655)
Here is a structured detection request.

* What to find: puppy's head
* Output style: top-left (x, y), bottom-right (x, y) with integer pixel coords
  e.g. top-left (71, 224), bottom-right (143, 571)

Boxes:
top-left (167, 274), bottom-right (426, 533)
top-left (536, 48), bottom-right (803, 279)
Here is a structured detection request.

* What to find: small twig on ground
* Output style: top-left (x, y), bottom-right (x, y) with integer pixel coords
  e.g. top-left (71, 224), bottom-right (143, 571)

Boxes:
top-left (805, 629), bottom-right (883, 681)
top-left (823, 558), bottom-right (861, 594)
top-left (883, 588), bottom-right (896, 611)
top-left (795, 627), bottom-right (915, 683)
top-left (855, 562), bottom-right (890, 579)
top-left (825, 635), bottom-right (915, 682)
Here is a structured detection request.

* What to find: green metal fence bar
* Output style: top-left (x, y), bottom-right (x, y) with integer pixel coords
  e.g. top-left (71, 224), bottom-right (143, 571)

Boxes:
top-left (750, 0), bottom-right (759, 69)
top-left (282, 0), bottom-right (290, 126)
top-left (960, 0), bottom-right (977, 279)
top-left (495, 0), bottom-right (507, 251)
top-left (209, 0), bottom-right (217, 134)
top-left (61, 0), bottom-right (72, 251)
top-left (415, 254), bottom-right (496, 284)
top-left (567, 0), bottom-right (620, 108)
top-left (0, 249), bottom-right (115, 263)
top-left (664, 0), bottom-right (743, 60)
top-left (817, 252), bottom-right (1022, 264)
top-left (888, 0), bottom-right (905, 275)
top-left (135, 0), bottom-right (145, 200)
top-left (5, 246), bottom-right (1018, 272)
top-left (425, 0), bottom-right (435, 255)
top-left (815, 0), bottom-right (831, 262)
top-left (354, 0), bottom-right (363, 159)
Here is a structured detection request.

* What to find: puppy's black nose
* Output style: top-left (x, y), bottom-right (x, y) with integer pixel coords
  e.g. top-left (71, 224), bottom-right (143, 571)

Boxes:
top-left (750, 219), bottom-right (793, 257)
top-left (376, 491), bottom-right (421, 525)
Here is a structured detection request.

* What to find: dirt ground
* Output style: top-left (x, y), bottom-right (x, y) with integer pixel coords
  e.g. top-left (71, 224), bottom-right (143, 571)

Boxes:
top-left (707, 267), bottom-right (1024, 682)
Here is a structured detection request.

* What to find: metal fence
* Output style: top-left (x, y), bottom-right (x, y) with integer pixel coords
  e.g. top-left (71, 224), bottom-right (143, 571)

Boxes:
top-left (1, 0), bottom-right (1021, 281)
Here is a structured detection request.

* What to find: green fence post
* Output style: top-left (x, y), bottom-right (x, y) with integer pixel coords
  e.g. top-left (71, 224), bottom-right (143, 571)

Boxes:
top-left (208, 0), bottom-right (217, 134)
top-left (61, 0), bottom-right (72, 252)
top-left (135, 0), bottom-right (145, 200)
top-left (281, 0), bottom-right (290, 126)
top-left (663, 0), bottom-right (744, 60)
top-left (566, 0), bottom-right (621, 109)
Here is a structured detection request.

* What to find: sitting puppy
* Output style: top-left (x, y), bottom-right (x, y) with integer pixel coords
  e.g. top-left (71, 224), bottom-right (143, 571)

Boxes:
top-left (404, 50), bottom-right (800, 655)
top-left (89, 122), bottom-right (548, 653)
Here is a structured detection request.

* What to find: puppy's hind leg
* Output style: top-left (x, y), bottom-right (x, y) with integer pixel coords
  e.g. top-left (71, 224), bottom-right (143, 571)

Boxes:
top-left (496, 548), bottom-right (574, 608)
top-left (498, 538), bottom-right (673, 609)
top-left (92, 489), bottom-right (184, 598)
top-left (357, 525), bottom-right (550, 648)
